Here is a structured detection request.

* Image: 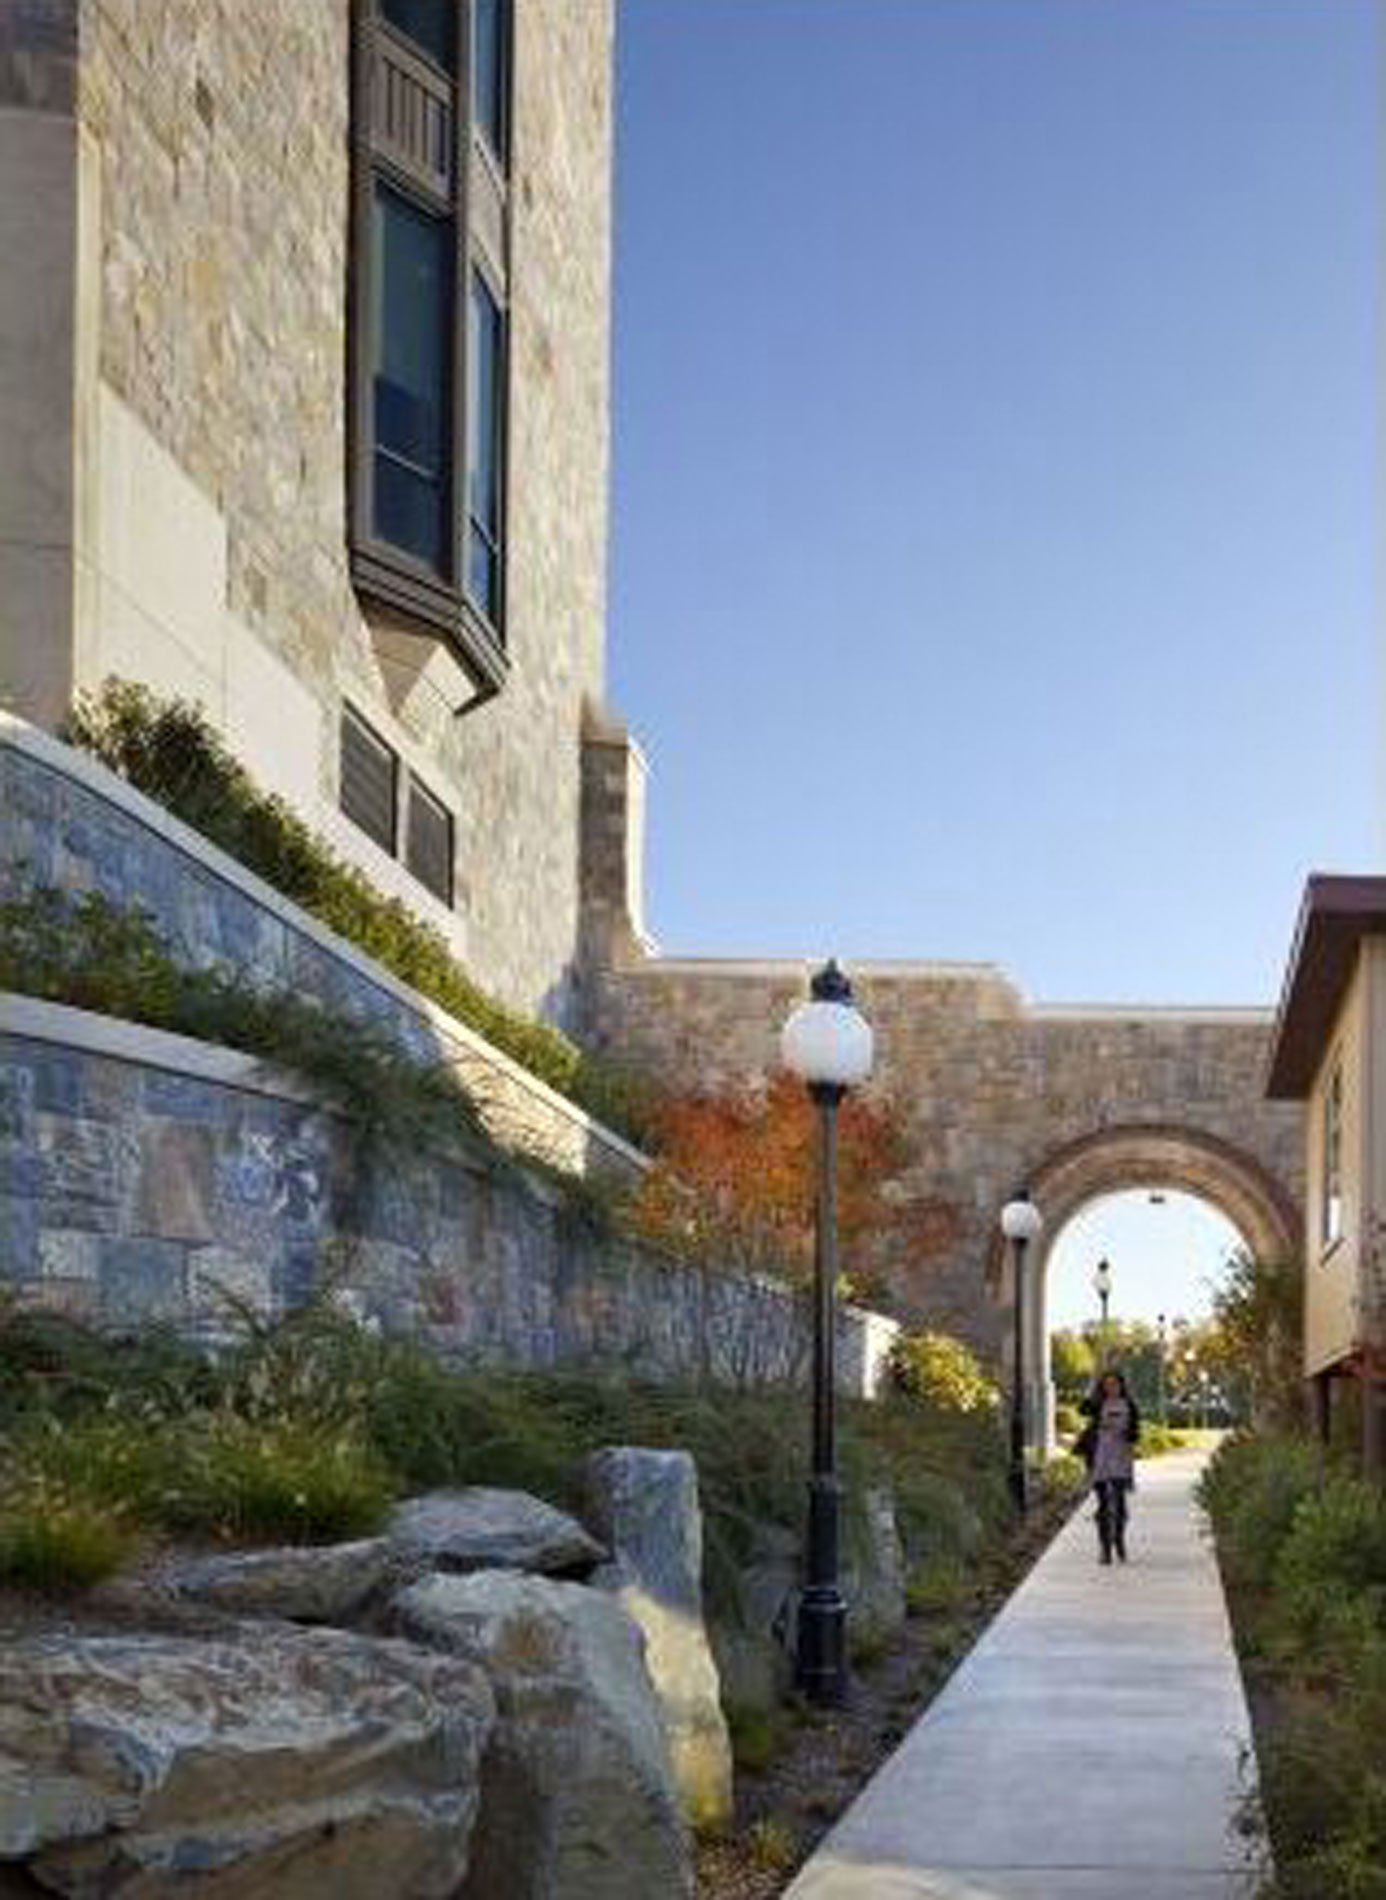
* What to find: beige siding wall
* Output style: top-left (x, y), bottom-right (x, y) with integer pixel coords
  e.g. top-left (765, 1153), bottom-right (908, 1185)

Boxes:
top-left (1, 0), bottom-right (614, 1029)
top-left (1304, 955), bottom-right (1367, 1376)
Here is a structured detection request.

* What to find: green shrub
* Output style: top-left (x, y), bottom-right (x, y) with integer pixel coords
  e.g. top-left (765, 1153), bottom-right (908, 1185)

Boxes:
top-left (0, 1479), bottom-right (136, 1590)
top-left (12, 1410), bottom-right (393, 1546)
top-left (1198, 1432), bottom-right (1322, 1592)
top-left (61, 680), bottom-right (647, 1138)
top-left (1272, 1476), bottom-right (1386, 1659)
top-left (1038, 1452), bottom-right (1087, 1500)
top-left (0, 1299), bottom-right (213, 1430)
top-left (168, 1415), bottom-right (395, 1542)
top-left (889, 1330), bottom-right (1000, 1415)
top-left (1054, 1400), bottom-right (1083, 1438)
top-left (1137, 1423), bottom-right (1194, 1459)
top-left (743, 1815), bottom-right (798, 1869)
top-left (905, 1553), bottom-right (970, 1616)
top-left (726, 1705), bottom-right (792, 1776)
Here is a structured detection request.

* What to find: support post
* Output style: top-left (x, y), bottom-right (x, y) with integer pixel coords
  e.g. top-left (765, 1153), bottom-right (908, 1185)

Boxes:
top-left (1310, 1370), bottom-right (1332, 1449)
top-left (1364, 1371), bottom-right (1385, 1485)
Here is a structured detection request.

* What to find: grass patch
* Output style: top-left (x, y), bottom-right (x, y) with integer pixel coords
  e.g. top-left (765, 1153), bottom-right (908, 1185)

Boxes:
top-left (0, 1297), bottom-right (1012, 1618)
top-left (0, 1479), bottom-right (137, 1591)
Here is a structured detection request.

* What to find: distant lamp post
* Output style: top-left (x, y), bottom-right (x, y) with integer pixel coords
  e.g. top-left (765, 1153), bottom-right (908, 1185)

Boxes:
top-left (1093, 1258), bottom-right (1113, 1356)
top-left (1156, 1313), bottom-right (1169, 1426)
top-left (780, 959), bottom-right (874, 1706)
top-left (1001, 1190), bottom-right (1044, 1516)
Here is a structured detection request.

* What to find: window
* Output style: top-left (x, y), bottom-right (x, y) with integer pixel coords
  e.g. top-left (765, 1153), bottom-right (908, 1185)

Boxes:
top-left (468, 269), bottom-right (505, 623)
top-left (472, 0), bottom-right (508, 163)
top-left (350, 0), bottom-right (512, 697)
top-left (1322, 1059), bottom-right (1344, 1250)
top-left (372, 187), bottom-right (450, 570)
top-left (339, 705), bottom-right (457, 906)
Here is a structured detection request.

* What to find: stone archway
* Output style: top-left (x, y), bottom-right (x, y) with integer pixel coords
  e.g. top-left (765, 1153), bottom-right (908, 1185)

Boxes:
top-left (993, 1123), bottom-right (1300, 1451)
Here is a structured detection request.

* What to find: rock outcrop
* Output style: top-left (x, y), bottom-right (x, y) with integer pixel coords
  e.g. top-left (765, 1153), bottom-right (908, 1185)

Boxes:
top-left (584, 1446), bottom-right (733, 1828)
top-left (153, 1537), bottom-right (394, 1623)
top-left (388, 1487), bottom-right (605, 1577)
top-left (393, 1570), bottom-right (692, 1900)
top-left (0, 1625), bottom-right (494, 1899)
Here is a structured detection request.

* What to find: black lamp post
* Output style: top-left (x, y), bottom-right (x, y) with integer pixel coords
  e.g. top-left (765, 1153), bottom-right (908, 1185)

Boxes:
top-left (1156, 1312), bottom-right (1169, 1425)
top-left (1094, 1258), bottom-right (1113, 1359)
top-left (1001, 1190), bottom-right (1044, 1516)
top-left (780, 958), bottom-right (874, 1706)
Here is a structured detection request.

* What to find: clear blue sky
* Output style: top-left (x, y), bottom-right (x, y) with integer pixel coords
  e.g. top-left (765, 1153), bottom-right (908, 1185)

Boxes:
top-left (1047, 1189), bottom-right (1241, 1330)
top-left (609, 0), bottom-right (1380, 1007)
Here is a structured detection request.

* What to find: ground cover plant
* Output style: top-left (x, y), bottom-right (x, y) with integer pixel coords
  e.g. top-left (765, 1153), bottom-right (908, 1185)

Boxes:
top-left (0, 1292), bottom-right (1014, 1623)
top-left (1200, 1432), bottom-right (1386, 1899)
top-left (58, 678), bottom-right (646, 1138)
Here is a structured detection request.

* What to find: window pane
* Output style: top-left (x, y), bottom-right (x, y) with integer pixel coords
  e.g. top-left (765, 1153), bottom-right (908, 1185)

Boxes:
top-left (372, 186), bottom-right (450, 571)
top-left (472, 0), bottom-right (507, 159)
top-left (467, 270), bottom-right (504, 621)
top-left (381, 0), bottom-right (454, 69)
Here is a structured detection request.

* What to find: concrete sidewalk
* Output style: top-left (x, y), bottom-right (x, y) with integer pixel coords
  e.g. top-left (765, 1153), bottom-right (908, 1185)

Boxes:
top-left (784, 1451), bottom-right (1263, 1900)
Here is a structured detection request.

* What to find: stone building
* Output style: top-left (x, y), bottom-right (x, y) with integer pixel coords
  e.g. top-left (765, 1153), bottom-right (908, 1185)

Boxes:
top-left (0, 0), bottom-right (614, 1028)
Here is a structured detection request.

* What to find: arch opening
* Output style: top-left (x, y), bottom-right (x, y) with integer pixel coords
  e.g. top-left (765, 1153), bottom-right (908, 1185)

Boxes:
top-left (990, 1124), bottom-right (1299, 1454)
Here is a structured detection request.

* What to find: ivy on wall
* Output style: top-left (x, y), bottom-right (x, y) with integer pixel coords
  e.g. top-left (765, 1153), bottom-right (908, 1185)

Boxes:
top-left (60, 681), bottom-right (646, 1140)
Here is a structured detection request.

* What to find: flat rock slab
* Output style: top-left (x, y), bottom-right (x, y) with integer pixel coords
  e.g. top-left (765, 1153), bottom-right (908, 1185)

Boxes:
top-left (388, 1487), bottom-right (605, 1577)
top-left (785, 1453), bottom-right (1265, 1900)
top-left (153, 1537), bottom-right (394, 1623)
top-left (0, 1623), bottom-right (495, 1898)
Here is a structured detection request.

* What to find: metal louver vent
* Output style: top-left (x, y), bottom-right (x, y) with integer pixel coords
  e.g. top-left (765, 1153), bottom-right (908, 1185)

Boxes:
top-left (340, 707), bottom-right (397, 854)
top-left (406, 776), bottom-right (454, 906)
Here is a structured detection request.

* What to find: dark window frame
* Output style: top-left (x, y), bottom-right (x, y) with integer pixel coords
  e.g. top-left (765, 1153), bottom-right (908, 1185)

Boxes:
top-left (348, 0), bottom-right (512, 702)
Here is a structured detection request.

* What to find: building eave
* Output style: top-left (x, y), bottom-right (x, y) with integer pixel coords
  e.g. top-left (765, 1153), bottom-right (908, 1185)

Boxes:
top-left (1266, 874), bottom-right (1386, 1099)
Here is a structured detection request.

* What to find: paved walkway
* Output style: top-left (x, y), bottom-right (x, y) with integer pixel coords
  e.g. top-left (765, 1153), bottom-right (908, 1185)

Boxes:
top-left (784, 1451), bottom-right (1263, 1900)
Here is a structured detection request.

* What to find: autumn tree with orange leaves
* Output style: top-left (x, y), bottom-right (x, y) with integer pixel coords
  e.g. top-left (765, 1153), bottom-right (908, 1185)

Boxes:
top-left (626, 1074), bottom-right (950, 1307)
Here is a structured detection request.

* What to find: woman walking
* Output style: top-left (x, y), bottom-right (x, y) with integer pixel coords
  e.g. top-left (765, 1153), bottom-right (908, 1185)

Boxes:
top-left (1077, 1370), bottom-right (1142, 1564)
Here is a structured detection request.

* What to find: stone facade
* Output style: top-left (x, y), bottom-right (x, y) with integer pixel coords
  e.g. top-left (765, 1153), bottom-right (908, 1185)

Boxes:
top-left (0, 0), bottom-right (613, 1029)
top-left (1, 716), bottom-right (644, 1183)
top-left (590, 950), bottom-right (1303, 1361)
top-left (577, 730), bottom-right (1306, 1405)
top-left (0, 999), bottom-right (896, 1396)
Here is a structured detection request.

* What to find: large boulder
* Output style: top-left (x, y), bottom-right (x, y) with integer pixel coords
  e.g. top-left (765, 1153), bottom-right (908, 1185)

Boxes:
top-left (583, 1447), bottom-right (733, 1829)
top-left (843, 1485), bottom-right (906, 1649)
top-left (152, 1538), bottom-right (394, 1624)
top-left (388, 1488), bottom-right (604, 1577)
top-left (0, 1624), bottom-right (494, 1898)
top-left (706, 1521), bottom-right (798, 1718)
top-left (393, 1570), bottom-right (692, 1900)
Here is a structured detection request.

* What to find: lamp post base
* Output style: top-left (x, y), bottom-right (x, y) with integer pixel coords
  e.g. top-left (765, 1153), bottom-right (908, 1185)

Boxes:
top-left (796, 1584), bottom-right (848, 1705)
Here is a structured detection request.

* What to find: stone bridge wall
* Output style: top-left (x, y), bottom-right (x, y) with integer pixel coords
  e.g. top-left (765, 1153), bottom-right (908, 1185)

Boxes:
top-left (589, 954), bottom-right (1305, 1363)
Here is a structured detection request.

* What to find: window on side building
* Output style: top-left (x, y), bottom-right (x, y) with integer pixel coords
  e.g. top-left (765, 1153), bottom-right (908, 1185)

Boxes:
top-left (349, 0), bottom-right (512, 693)
top-left (1322, 1058), bottom-right (1344, 1251)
